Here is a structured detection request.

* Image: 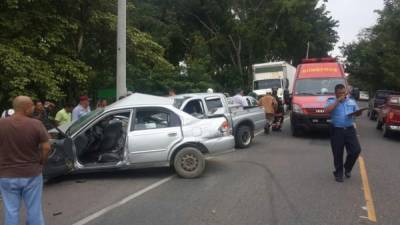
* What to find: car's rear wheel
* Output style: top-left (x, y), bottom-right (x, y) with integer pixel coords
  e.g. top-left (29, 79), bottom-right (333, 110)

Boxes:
top-left (173, 147), bottom-right (205, 178)
top-left (235, 125), bottom-right (253, 149)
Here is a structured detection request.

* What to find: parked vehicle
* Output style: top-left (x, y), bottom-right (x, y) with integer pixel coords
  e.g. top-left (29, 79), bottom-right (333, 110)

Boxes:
top-left (44, 93), bottom-right (235, 180)
top-left (173, 93), bottom-right (266, 149)
top-left (359, 91), bottom-right (369, 101)
top-left (290, 58), bottom-right (347, 136)
top-left (252, 61), bottom-right (296, 111)
top-left (376, 95), bottom-right (400, 137)
top-left (368, 90), bottom-right (400, 120)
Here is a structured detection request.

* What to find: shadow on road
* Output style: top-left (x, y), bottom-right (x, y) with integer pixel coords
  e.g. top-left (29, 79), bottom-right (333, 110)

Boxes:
top-left (45, 167), bottom-right (174, 186)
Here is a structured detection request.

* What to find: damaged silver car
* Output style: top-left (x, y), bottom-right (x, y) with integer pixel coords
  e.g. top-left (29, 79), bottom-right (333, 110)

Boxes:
top-left (45, 93), bottom-right (234, 180)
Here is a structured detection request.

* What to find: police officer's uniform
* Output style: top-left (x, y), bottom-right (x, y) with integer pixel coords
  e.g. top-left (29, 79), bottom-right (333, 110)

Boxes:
top-left (326, 97), bottom-right (361, 178)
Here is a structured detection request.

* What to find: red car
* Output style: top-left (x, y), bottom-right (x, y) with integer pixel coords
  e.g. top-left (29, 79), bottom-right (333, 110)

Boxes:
top-left (376, 95), bottom-right (400, 137)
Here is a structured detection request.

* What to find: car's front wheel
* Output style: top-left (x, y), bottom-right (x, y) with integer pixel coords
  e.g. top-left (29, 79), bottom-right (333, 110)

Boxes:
top-left (173, 147), bottom-right (205, 178)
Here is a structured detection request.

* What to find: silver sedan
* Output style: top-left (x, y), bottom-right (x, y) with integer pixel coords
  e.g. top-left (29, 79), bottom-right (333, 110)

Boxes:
top-left (45, 93), bottom-right (235, 180)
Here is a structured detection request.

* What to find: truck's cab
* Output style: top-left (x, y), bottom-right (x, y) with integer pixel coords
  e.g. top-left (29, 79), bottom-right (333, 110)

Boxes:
top-left (290, 58), bottom-right (347, 136)
top-left (252, 61), bottom-right (296, 111)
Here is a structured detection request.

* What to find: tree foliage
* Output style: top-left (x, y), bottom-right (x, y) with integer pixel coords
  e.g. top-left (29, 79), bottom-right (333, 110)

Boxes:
top-left (1, 0), bottom-right (338, 109)
top-left (342, 0), bottom-right (400, 92)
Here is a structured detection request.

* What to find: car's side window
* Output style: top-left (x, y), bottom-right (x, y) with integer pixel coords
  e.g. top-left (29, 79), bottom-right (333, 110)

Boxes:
top-left (132, 108), bottom-right (180, 131)
top-left (182, 100), bottom-right (205, 118)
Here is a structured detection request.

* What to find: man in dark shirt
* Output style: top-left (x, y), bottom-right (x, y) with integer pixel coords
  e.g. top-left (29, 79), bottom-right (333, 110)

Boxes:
top-left (0, 96), bottom-right (51, 225)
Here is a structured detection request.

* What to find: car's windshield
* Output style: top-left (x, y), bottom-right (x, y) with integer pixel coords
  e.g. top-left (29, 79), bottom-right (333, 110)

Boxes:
top-left (66, 108), bottom-right (104, 135)
top-left (254, 79), bottom-right (281, 90)
top-left (294, 78), bottom-right (345, 96)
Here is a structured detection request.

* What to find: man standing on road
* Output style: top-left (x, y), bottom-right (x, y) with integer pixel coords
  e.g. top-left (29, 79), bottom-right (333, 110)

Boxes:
top-left (325, 84), bottom-right (362, 183)
top-left (258, 90), bottom-right (277, 133)
top-left (0, 96), bottom-right (51, 225)
top-left (232, 89), bottom-right (248, 107)
top-left (72, 95), bottom-right (91, 121)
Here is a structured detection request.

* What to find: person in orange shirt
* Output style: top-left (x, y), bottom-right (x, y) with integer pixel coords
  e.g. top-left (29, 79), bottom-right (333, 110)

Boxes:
top-left (258, 90), bottom-right (278, 133)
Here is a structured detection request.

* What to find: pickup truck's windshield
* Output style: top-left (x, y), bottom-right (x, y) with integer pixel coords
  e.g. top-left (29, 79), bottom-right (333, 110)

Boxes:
top-left (173, 97), bottom-right (191, 109)
top-left (254, 79), bottom-right (281, 90)
top-left (294, 78), bottom-right (345, 96)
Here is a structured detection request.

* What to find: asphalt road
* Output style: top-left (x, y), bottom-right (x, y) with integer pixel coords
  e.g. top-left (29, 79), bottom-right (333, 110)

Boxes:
top-left (1, 103), bottom-right (399, 225)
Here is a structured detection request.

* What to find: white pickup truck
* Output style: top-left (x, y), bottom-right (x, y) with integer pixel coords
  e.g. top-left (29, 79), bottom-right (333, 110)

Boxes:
top-left (173, 93), bottom-right (266, 148)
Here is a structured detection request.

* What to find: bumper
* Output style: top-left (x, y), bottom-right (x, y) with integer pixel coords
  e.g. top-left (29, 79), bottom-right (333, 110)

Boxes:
top-left (388, 124), bottom-right (400, 132)
top-left (291, 112), bottom-right (331, 130)
top-left (203, 136), bottom-right (235, 154)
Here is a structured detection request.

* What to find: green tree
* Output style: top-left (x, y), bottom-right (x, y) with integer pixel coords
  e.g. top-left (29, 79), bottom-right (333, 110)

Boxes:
top-left (343, 0), bottom-right (400, 91)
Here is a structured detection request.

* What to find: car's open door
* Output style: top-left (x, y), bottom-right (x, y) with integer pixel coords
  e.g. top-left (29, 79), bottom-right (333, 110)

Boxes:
top-left (43, 136), bottom-right (75, 180)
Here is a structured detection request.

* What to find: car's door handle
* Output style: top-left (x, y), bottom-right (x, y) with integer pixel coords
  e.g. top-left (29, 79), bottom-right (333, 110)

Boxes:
top-left (168, 132), bottom-right (178, 137)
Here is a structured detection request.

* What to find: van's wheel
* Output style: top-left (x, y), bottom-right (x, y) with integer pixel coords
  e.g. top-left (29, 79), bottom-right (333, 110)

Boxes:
top-left (376, 120), bottom-right (383, 130)
top-left (235, 125), bottom-right (253, 149)
top-left (173, 147), bottom-right (205, 178)
top-left (382, 125), bottom-right (392, 138)
top-left (291, 123), bottom-right (301, 137)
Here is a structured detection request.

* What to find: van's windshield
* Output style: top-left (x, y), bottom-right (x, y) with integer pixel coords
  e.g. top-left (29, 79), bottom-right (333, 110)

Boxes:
top-left (254, 79), bottom-right (281, 90)
top-left (294, 78), bottom-right (345, 96)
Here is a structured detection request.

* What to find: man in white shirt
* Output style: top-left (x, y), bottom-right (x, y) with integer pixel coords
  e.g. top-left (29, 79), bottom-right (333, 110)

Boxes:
top-left (232, 89), bottom-right (248, 107)
top-left (72, 96), bottom-right (91, 121)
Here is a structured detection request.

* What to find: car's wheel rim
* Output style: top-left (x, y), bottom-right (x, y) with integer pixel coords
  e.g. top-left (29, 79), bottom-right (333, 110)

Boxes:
top-left (181, 153), bottom-right (199, 172)
top-left (242, 131), bottom-right (251, 146)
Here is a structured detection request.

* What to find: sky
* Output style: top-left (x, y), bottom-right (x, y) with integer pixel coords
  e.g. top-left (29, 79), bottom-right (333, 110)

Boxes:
top-left (322, 0), bottom-right (384, 57)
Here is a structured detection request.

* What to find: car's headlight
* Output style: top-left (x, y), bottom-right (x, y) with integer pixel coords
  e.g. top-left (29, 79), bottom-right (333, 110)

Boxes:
top-left (292, 104), bottom-right (304, 114)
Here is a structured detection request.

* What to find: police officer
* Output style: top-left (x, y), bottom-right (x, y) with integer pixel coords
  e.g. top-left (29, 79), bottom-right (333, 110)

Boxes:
top-left (325, 84), bottom-right (362, 183)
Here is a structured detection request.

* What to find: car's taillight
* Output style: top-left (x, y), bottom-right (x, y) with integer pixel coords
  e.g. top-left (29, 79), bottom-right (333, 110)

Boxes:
top-left (219, 120), bottom-right (231, 135)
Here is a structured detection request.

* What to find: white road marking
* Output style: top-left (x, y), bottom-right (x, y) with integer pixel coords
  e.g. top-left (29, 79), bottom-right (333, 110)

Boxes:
top-left (72, 175), bottom-right (174, 225)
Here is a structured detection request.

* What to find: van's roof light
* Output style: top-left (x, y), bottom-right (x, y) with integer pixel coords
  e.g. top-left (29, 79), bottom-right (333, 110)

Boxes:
top-left (302, 57), bottom-right (336, 64)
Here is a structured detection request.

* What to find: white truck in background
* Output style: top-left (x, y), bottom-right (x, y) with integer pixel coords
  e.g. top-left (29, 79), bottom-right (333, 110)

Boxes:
top-left (252, 61), bottom-right (296, 110)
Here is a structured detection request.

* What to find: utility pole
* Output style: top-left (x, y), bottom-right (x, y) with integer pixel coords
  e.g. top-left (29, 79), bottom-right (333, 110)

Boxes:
top-left (116, 0), bottom-right (127, 100)
top-left (306, 41), bottom-right (310, 59)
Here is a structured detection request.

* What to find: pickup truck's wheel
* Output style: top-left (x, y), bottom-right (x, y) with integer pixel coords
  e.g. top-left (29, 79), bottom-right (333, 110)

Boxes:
top-left (173, 147), bottom-right (205, 178)
top-left (382, 124), bottom-right (392, 138)
top-left (235, 125), bottom-right (253, 149)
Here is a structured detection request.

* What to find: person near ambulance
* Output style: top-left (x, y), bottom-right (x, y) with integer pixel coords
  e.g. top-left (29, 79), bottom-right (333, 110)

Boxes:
top-left (258, 90), bottom-right (277, 133)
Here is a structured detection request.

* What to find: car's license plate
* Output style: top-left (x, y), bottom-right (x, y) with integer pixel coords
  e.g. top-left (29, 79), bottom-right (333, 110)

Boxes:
top-left (312, 119), bottom-right (319, 123)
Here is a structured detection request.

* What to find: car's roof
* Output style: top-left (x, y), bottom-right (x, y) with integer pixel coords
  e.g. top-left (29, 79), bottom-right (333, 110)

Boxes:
top-left (174, 93), bottom-right (226, 98)
top-left (108, 93), bottom-right (173, 108)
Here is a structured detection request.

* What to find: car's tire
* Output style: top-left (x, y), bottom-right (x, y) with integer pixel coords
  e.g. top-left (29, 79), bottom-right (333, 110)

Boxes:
top-left (376, 120), bottom-right (383, 130)
top-left (382, 124), bottom-right (392, 138)
top-left (173, 147), bottom-right (205, 179)
top-left (235, 125), bottom-right (253, 149)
